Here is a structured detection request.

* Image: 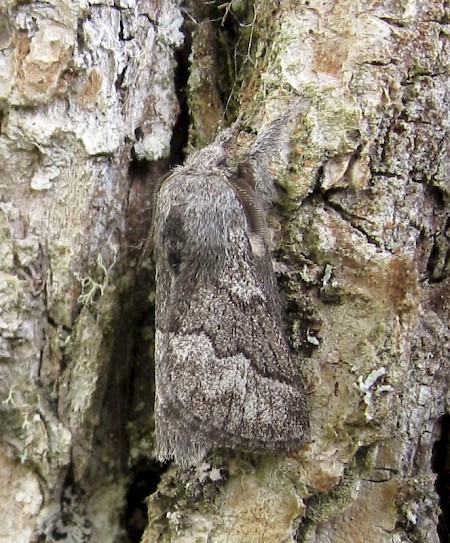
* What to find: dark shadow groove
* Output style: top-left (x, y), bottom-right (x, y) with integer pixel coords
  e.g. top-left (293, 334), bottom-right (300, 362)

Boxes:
top-left (432, 414), bottom-right (450, 542)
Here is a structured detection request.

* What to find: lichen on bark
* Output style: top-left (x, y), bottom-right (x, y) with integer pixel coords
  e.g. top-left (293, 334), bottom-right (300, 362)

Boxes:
top-left (0, 0), bottom-right (183, 541)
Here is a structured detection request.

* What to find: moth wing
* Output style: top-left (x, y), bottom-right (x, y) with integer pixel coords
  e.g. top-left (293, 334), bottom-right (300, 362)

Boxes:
top-left (155, 281), bottom-right (309, 454)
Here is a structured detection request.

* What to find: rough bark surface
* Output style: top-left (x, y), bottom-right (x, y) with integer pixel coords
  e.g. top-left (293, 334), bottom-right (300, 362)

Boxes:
top-left (0, 1), bottom-right (449, 543)
top-left (0, 0), bottom-right (183, 541)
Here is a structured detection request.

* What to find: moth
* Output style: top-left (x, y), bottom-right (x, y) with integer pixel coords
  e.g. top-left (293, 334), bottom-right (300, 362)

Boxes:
top-left (147, 104), bottom-right (310, 466)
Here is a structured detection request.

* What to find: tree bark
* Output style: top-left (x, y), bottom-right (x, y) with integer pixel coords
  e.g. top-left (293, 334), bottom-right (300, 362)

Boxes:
top-left (0, 1), bottom-right (449, 543)
top-left (0, 1), bottom-right (182, 541)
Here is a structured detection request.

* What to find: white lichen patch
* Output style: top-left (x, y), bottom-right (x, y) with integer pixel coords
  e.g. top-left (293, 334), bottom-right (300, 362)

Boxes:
top-left (195, 462), bottom-right (223, 483)
top-left (355, 367), bottom-right (393, 421)
top-left (307, 330), bottom-right (320, 346)
top-left (30, 165), bottom-right (61, 191)
top-left (0, 445), bottom-right (43, 543)
top-left (14, 475), bottom-right (43, 516)
top-left (322, 263), bottom-right (333, 287)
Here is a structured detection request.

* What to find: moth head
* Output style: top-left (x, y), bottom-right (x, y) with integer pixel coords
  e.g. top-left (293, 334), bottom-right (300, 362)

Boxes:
top-left (141, 121), bottom-right (271, 272)
top-left (151, 166), bottom-right (270, 281)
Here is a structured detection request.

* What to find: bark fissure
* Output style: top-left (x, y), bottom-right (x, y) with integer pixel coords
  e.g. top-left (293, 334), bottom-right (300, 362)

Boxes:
top-left (432, 414), bottom-right (450, 543)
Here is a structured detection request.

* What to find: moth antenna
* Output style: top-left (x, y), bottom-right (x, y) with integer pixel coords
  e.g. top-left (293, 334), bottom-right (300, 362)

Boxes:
top-left (223, 174), bottom-right (269, 243)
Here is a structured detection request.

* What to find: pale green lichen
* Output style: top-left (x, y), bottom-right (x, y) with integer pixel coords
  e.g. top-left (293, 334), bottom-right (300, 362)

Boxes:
top-left (297, 445), bottom-right (378, 541)
top-left (77, 252), bottom-right (115, 307)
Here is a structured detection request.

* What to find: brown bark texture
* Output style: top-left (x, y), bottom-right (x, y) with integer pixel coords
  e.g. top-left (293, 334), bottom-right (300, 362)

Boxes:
top-left (0, 1), bottom-right (449, 543)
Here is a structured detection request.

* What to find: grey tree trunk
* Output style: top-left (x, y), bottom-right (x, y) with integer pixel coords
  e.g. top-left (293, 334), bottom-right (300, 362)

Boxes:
top-left (0, 1), bottom-right (449, 543)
